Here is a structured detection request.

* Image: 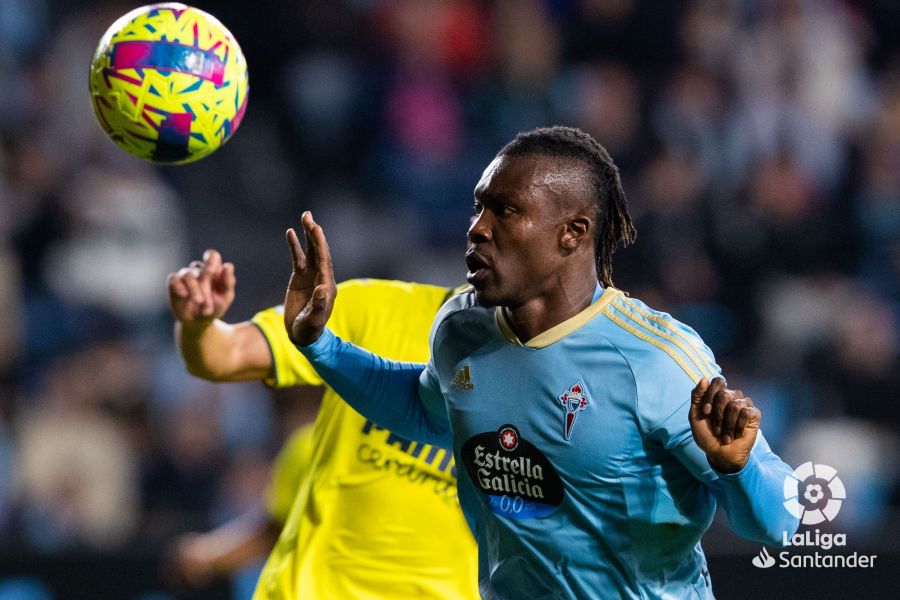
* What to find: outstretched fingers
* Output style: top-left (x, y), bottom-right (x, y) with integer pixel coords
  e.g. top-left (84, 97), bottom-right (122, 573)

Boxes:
top-left (286, 228), bottom-right (308, 275)
top-left (282, 211), bottom-right (337, 347)
top-left (301, 211), bottom-right (335, 286)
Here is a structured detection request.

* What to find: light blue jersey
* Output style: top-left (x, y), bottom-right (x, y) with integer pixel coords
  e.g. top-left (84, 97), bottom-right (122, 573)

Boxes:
top-left (300, 286), bottom-right (800, 599)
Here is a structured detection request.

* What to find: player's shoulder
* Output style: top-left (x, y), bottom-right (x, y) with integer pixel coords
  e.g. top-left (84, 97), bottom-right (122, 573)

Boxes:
top-left (250, 305), bottom-right (284, 335)
top-left (433, 285), bottom-right (498, 332)
top-left (335, 278), bottom-right (453, 308)
top-left (597, 290), bottom-right (719, 383)
top-left (253, 304), bottom-right (283, 320)
top-left (429, 285), bottom-right (493, 344)
top-left (434, 285), bottom-right (477, 320)
top-left (336, 277), bottom-right (449, 295)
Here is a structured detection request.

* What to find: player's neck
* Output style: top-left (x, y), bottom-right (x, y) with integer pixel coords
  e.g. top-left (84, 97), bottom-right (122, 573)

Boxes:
top-left (503, 275), bottom-right (600, 343)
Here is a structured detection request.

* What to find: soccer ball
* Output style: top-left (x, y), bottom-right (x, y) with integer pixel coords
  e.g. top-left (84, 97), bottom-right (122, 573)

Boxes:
top-left (89, 3), bottom-right (248, 164)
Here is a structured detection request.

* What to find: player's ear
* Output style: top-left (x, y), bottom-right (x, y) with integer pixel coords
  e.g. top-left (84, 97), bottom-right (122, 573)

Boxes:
top-left (560, 215), bottom-right (592, 252)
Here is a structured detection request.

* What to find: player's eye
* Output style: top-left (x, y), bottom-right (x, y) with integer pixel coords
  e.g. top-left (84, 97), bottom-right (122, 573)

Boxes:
top-left (472, 202), bottom-right (483, 215)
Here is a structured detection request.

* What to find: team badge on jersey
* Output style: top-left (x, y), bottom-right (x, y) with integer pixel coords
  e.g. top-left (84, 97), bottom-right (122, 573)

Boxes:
top-left (558, 381), bottom-right (590, 440)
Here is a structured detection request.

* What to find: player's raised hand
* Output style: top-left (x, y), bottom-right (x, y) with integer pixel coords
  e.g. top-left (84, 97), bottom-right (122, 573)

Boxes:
top-left (689, 377), bottom-right (760, 474)
top-left (284, 211), bottom-right (337, 346)
top-left (167, 249), bottom-right (236, 324)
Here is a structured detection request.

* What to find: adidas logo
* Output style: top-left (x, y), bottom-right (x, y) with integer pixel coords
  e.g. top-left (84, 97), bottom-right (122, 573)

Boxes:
top-left (453, 366), bottom-right (473, 391)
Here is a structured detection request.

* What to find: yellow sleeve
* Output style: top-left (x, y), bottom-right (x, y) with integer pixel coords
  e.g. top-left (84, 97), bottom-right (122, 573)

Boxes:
top-left (264, 423), bottom-right (316, 525)
top-left (251, 305), bottom-right (323, 388)
top-left (250, 279), bottom-right (448, 388)
top-left (250, 280), bottom-right (358, 388)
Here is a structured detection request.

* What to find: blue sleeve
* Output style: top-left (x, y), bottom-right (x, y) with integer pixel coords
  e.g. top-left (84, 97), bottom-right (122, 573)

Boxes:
top-left (298, 328), bottom-right (452, 447)
top-left (714, 438), bottom-right (801, 546)
top-left (630, 316), bottom-right (799, 546)
top-left (666, 426), bottom-right (800, 546)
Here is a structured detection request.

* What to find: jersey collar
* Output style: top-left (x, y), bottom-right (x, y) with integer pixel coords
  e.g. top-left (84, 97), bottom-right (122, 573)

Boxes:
top-left (495, 286), bottom-right (622, 349)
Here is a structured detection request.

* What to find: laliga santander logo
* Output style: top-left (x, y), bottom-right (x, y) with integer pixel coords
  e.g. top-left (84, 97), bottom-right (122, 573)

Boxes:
top-left (752, 547), bottom-right (776, 568)
top-left (752, 462), bottom-right (877, 569)
top-left (783, 461), bottom-right (845, 525)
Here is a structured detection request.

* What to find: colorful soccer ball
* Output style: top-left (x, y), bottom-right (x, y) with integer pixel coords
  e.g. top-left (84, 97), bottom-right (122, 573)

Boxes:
top-left (89, 3), bottom-right (249, 164)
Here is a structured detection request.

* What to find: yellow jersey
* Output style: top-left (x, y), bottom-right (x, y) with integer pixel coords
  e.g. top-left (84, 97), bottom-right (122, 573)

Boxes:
top-left (251, 279), bottom-right (478, 600)
top-left (265, 423), bottom-right (315, 526)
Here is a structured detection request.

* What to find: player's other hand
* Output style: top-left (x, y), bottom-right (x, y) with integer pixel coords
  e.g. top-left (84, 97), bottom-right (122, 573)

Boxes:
top-left (167, 249), bottom-right (236, 324)
top-left (284, 211), bottom-right (337, 346)
top-left (689, 377), bottom-right (760, 474)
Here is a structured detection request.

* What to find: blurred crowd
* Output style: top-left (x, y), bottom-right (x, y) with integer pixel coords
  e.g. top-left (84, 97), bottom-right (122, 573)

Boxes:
top-left (1, 0), bottom-right (900, 581)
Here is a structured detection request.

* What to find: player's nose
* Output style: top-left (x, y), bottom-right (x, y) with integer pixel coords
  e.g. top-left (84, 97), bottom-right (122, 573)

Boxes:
top-left (467, 213), bottom-right (492, 245)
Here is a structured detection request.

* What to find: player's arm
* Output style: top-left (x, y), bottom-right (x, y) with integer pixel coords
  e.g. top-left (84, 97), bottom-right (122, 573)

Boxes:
top-left (281, 212), bottom-right (451, 447)
top-left (300, 329), bottom-right (449, 446)
top-left (170, 506), bottom-right (280, 587)
top-left (170, 424), bottom-right (314, 587)
top-left (670, 378), bottom-right (799, 545)
top-left (167, 250), bottom-right (273, 382)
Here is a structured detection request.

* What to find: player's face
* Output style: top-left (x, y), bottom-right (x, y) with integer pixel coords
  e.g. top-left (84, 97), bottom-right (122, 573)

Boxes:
top-left (466, 155), bottom-right (572, 307)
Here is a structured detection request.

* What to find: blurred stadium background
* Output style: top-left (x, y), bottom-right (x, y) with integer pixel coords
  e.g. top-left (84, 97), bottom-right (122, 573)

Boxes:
top-left (1, 0), bottom-right (899, 598)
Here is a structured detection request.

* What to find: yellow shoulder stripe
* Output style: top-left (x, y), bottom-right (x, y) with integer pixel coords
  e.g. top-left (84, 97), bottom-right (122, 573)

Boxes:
top-left (614, 298), bottom-right (716, 378)
top-left (601, 306), bottom-right (702, 382)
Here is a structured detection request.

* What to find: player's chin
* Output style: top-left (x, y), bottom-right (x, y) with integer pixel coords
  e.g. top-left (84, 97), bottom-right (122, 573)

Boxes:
top-left (471, 283), bottom-right (504, 307)
top-left (468, 270), bottom-right (495, 305)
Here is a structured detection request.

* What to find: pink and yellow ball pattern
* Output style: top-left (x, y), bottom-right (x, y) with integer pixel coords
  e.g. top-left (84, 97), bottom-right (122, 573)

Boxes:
top-left (89, 3), bottom-right (249, 164)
